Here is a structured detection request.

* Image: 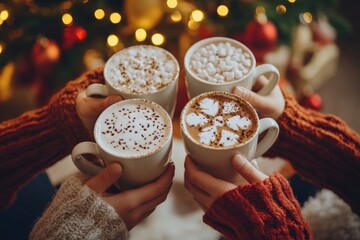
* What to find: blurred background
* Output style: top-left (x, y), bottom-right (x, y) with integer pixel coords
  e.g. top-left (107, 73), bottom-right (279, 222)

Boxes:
top-left (0, 0), bottom-right (359, 239)
top-left (0, 0), bottom-right (359, 132)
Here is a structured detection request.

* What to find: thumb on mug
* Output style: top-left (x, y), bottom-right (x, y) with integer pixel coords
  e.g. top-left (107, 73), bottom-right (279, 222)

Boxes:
top-left (86, 162), bottom-right (123, 194)
top-left (233, 87), bottom-right (260, 106)
top-left (97, 95), bottom-right (123, 112)
top-left (232, 155), bottom-right (268, 184)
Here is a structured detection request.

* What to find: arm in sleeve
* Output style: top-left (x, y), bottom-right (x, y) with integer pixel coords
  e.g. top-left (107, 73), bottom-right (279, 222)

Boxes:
top-left (204, 173), bottom-right (312, 240)
top-left (29, 173), bottom-right (128, 240)
top-left (0, 68), bottom-right (104, 209)
top-left (265, 90), bottom-right (360, 215)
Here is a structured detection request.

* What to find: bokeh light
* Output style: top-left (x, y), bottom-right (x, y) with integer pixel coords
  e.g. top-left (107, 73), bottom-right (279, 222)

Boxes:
top-left (62, 13), bottom-right (73, 25)
top-left (107, 34), bottom-right (119, 47)
top-left (94, 9), bottom-right (105, 20)
top-left (110, 12), bottom-right (121, 24)
top-left (135, 28), bottom-right (147, 42)
top-left (170, 11), bottom-right (182, 22)
top-left (151, 33), bottom-right (164, 46)
top-left (217, 5), bottom-right (229, 17)
top-left (191, 10), bottom-right (204, 22)
top-left (167, 0), bottom-right (178, 9)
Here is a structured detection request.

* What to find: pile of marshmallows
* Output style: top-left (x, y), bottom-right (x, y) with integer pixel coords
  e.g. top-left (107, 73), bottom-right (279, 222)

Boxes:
top-left (190, 42), bottom-right (252, 83)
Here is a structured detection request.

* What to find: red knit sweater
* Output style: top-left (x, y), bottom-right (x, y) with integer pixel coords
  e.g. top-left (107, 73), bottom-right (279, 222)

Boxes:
top-left (0, 68), bottom-right (105, 209)
top-left (204, 90), bottom-right (360, 239)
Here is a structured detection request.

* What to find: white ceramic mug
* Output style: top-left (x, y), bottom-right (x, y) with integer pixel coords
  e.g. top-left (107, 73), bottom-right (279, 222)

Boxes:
top-left (180, 91), bottom-right (279, 184)
top-left (184, 37), bottom-right (279, 99)
top-left (72, 99), bottom-right (173, 189)
top-left (87, 45), bottom-right (180, 118)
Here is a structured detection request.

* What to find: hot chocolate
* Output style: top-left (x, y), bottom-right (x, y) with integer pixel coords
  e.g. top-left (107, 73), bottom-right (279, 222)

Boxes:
top-left (189, 41), bottom-right (254, 83)
top-left (104, 45), bottom-right (179, 95)
top-left (182, 92), bottom-right (258, 148)
top-left (95, 99), bottom-right (172, 158)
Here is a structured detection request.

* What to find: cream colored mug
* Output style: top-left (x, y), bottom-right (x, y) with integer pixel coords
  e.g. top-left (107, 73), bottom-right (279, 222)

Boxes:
top-left (72, 99), bottom-right (173, 189)
top-left (180, 91), bottom-right (279, 184)
top-left (87, 45), bottom-right (180, 118)
top-left (184, 37), bottom-right (279, 99)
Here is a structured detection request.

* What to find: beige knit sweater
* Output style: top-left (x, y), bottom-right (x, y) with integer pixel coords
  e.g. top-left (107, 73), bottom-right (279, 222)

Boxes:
top-left (30, 173), bottom-right (128, 240)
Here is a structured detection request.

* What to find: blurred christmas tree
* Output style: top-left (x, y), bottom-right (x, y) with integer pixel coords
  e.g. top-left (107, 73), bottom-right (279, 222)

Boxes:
top-left (0, 0), bottom-right (351, 106)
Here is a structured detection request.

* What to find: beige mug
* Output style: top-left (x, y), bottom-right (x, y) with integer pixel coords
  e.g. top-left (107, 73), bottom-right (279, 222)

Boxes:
top-left (180, 91), bottom-right (279, 184)
top-left (72, 98), bottom-right (173, 189)
top-left (87, 45), bottom-right (180, 118)
top-left (184, 37), bottom-right (279, 99)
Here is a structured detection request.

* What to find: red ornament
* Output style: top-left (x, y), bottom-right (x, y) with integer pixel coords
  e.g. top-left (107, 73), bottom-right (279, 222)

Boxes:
top-left (242, 14), bottom-right (278, 62)
top-left (31, 37), bottom-right (61, 69)
top-left (300, 93), bottom-right (323, 111)
top-left (243, 15), bottom-right (278, 50)
top-left (63, 25), bottom-right (87, 49)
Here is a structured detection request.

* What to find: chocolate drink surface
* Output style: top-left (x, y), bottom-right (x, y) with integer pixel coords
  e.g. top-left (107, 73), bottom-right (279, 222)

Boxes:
top-left (183, 93), bottom-right (258, 148)
top-left (95, 100), bottom-right (171, 158)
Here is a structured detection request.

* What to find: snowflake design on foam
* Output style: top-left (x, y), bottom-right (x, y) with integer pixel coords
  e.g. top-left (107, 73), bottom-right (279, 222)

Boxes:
top-left (185, 97), bottom-right (251, 147)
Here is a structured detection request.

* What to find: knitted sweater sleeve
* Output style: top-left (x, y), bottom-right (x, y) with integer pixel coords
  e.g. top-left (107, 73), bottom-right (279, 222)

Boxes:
top-left (265, 90), bottom-right (360, 215)
top-left (0, 68), bottom-right (105, 210)
top-left (204, 173), bottom-right (312, 240)
top-left (29, 173), bottom-right (128, 240)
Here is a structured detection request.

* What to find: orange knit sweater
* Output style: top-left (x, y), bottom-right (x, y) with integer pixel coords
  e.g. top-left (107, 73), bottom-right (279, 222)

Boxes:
top-left (0, 68), bottom-right (105, 210)
top-left (1, 69), bottom-right (359, 238)
top-left (203, 90), bottom-right (360, 239)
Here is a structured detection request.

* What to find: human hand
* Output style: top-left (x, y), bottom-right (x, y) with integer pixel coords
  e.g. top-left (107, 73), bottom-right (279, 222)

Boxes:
top-left (76, 91), bottom-right (122, 137)
top-left (184, 155), bottom-right (267, 211)
top-left (232, 76), bottom-right (285, 119)
top-left (86, 162), bottom-right (175, 230)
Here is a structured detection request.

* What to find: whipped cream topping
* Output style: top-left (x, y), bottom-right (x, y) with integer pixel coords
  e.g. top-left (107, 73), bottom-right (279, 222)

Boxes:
top-left (105, 45), bottom-right (178, 94)
top-left (97, 101), bottom-right (170, 157)
top-left (185, 96), bottom-right (255, 148)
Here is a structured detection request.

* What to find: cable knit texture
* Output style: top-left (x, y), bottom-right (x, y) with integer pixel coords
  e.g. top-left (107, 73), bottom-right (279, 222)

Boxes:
top-left (265, 90), bottom-right (360, 215)
top-left (0, 68), bottom-right (105, 210)
top-left (204, 173), bottom-right (312, 240)
top-left (30, 173), bottom-right (128, 240)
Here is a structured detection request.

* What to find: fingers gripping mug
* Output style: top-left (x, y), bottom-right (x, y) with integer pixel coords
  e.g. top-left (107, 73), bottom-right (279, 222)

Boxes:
top-left (184, 37), bottom-right (280, 99)
top-left (72, 99), bottom-right (173, 189)
top-left (87, 45), bottom-right (180, 118)
top-left (180, 91), bottom-right (279, 184)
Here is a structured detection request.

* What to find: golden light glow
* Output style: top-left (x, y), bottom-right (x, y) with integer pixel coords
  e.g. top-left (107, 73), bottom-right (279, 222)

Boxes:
top-left (107, 34), bottom-right (119, 47)
top-left (167, 0), bottom-right (178, 9)
top-left (170, 11), bottom-right (182, 22)
top-left (288, 0), bottom-right (296, 3)
top-left (110, 12), bottom-right (121, 24)
top-left (94, 9), bottom-right (105, 20)
top-left (302, 12), bottom-right (313, 23)
top-left (135, 28), bottom-right (147, 42)
top-left (62, 13), bottom-right (73, 25)
top-left (151, 33), bottom-right (165, 46)
top-left (0, 43), bottom-right (3, 54)
top-left (0, 10), bottom-right (9, 21)
top-left (188, 19), bottom-right (200, 30)
top-left (276, 5), bottom-right (287, 14)
top-left (191, 10), bottom-right (204, 22)
top-left (256, 6), bottom-right (266, 15)
top-left (217, 5), bottom-right (229, 17)
top-left (0, 19), bottom-right (3, 26)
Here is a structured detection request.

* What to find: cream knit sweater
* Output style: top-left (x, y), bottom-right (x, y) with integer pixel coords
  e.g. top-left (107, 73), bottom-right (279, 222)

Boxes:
top-left (30, 173), bottom-right (128, 240)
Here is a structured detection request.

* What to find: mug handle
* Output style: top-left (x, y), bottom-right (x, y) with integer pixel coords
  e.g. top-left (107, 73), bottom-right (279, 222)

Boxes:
top-left (86, 83), bottom-right (110, 97)
top-left (254, 118), bottom-right (279, 159)
top-left (71, 141), bottom-right (104, 176)
top-left (252, 64), bottom-right (280, 96)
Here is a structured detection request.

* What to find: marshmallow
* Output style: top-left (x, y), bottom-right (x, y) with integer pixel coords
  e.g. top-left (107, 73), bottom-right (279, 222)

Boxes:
top-left (190, 41), bottom-right (253, 83)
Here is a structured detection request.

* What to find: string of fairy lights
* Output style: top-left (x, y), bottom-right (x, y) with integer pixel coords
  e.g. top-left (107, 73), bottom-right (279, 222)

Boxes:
top-left (0, 0), bottom-right (315, 56)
